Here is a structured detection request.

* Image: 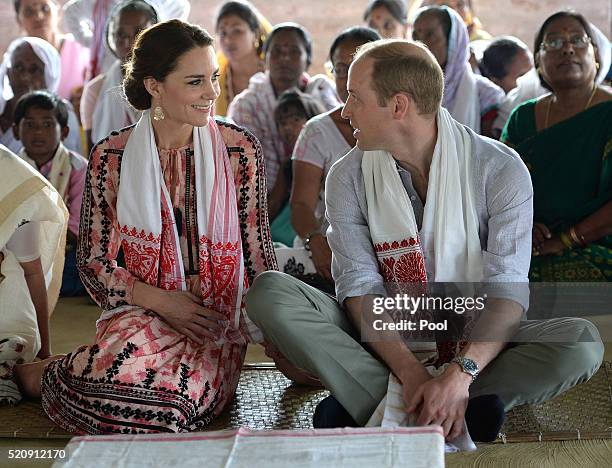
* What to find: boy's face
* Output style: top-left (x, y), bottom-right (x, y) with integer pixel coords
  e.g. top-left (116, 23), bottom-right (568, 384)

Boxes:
top-left (14, 106), bottom-right (67, 160)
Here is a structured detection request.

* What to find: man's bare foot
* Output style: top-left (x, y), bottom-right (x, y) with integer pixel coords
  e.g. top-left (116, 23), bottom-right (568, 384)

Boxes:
top-left (14, 355), bottom-right (65, 398)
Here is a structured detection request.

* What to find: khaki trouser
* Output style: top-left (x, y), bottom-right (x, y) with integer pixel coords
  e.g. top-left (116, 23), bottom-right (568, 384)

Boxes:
top-left (246, 271), bottom-right (604, 425)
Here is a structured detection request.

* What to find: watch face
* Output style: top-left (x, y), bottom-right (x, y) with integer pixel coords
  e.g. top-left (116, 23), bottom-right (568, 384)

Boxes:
top-left (463, 358), bottom-right (478, 374)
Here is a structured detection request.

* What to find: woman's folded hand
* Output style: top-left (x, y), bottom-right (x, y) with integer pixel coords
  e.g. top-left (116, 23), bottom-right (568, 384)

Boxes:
top-left (156, 290), bottom-right (228, 345)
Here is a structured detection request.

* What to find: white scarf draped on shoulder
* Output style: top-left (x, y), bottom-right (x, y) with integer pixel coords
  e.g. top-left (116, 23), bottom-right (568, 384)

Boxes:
top-left (362, 107), bottom-right (483, 449)
top-left (115, 111), bottom-right (261, 344)
top-left (362, 107), bottom-right (483, 286)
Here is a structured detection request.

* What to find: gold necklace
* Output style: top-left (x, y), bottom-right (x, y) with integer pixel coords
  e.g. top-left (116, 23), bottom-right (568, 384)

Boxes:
top-left (544, 85), bottom-right (598, 129)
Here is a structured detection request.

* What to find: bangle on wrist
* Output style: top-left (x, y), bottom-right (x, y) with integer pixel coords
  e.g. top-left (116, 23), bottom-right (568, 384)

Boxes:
top-left (569, 226), bottom-right (586, 247)
top-left (559, 231), bottom-right (574, 250)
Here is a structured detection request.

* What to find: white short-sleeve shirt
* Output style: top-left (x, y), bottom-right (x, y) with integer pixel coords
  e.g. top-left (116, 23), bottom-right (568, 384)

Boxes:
top-left (292, 110), bottom-right (352, 233)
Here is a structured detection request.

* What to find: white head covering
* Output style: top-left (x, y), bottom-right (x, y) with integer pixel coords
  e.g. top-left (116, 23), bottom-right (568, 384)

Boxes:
top-left (146, 0), bottom-right (190, 21)
top-left (590, 23), bottom-right (611, 85)
top-left (0, 37), bottom-right (61, 114)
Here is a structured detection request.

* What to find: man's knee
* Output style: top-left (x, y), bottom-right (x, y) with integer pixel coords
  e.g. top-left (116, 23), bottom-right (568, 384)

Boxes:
top-left (552, 319), bottom-right (604, 382)
top-left (246, 271), bottom-right (304, 328)
top-left (246, 271), bottom-right (282, 324)
top-left (572, 319), bottom-right (604, 379)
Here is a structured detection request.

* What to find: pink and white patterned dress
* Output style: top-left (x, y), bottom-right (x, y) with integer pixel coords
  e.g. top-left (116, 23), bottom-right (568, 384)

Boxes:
top-left (41, 120), bottom-right (277, 434)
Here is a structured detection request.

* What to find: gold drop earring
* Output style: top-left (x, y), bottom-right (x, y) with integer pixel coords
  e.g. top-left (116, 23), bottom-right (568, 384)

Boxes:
top-left (153, 105), bottom-right (165, 121)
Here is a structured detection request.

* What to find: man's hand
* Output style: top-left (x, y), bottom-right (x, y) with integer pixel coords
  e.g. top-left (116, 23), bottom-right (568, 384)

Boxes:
top-left (397, 362), bottom-right (433, 415)
top-left (406, 363), bottom-right (471, 441)
top-left (156, 291), bottom-right (227, 345)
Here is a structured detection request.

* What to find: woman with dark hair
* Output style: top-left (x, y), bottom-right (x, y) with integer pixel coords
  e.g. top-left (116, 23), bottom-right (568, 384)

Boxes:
top-left (413, 5), bottom-right (504, 135)
top-left (15, 19), bottom-right (276, 434)
top-left (502, 11), bottom-right (612, 282)
top-left (363, 0), bottom-right (408, 39)
top-left (82, 0), bottom-right (158, 149)
top-left (228, 22), bottom-right (340, 211)
top-left (492, 20), bottom-right (610, 135)
top-left (214, 0), bottom-right (271, 116)
top-left (480, 36), bottom-right (533, 94)
top-left (279, 27), bottom-right (380, 284)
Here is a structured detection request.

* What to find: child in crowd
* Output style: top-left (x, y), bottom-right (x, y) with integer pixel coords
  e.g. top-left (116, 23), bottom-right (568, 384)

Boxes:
top-left (270, 89), bottom-right (325, 247)
top-left (13, 91), bottom-right (87, 296)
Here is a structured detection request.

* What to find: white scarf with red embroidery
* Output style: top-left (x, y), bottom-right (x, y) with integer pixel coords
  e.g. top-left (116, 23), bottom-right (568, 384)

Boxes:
top-left (362, 107), bottom-right (483, 310)
top-left (362, 108), bottom-right (483, 449)
top-left (116, 110), bottom-right (259, 345)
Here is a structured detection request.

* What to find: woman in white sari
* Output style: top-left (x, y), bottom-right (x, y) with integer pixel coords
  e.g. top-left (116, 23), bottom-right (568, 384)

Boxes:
top-left (0, 145), bottom-right (67, 405)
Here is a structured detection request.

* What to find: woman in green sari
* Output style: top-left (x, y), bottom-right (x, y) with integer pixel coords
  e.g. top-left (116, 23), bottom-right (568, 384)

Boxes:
top-left (502, 11), bottom-right (612, 282)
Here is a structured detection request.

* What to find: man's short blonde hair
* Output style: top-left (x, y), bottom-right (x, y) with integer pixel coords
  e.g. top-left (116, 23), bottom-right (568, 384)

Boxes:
top-left (354, 39), bottom-right (444, 115)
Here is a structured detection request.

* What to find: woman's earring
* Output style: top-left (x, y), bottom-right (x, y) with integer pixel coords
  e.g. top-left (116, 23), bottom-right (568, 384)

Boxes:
top-left (153, 106), bottom-right (165, 121)
top-left (595, 62), bottom-right (600, 70)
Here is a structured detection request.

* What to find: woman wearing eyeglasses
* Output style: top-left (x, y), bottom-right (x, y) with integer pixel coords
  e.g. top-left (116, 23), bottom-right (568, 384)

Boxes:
top-left (502, 11), bottom-right (612, 282)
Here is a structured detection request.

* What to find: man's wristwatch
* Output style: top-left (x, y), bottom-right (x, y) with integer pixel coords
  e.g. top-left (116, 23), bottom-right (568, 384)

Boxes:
top-left (451, 356), bottom-right (479, 382)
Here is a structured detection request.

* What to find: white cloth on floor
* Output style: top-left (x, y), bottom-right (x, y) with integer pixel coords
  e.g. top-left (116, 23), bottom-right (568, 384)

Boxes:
top-left (56, 426), bottom-right (445, 468)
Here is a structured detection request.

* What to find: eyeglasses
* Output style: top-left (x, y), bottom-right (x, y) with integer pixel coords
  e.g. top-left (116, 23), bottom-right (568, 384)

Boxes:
top-left (325, 62), bottom-right (349, 79)
top-left (540, 34), bottom-right (591, 51)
